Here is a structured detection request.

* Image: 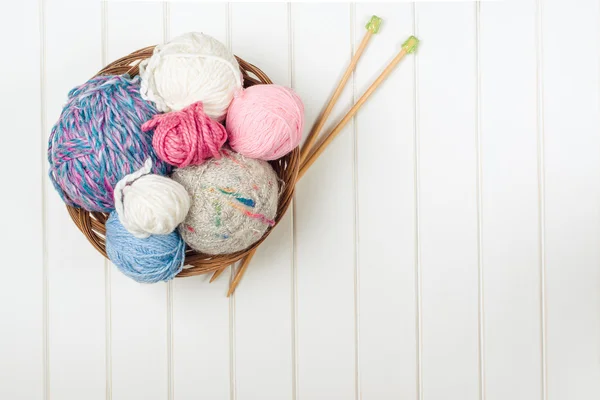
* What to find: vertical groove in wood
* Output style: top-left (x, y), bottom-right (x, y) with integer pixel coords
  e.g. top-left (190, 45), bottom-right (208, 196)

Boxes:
top-left (535, 0), bottom-right (548, 399)
top-left (104, 262), bottom-right (112, 400)
top-left (291, 207), bottom-right (299, 400)
top-left (229, 275), bottom-right (236, 400)
top-left (104, 239), bottom-right (112, 400)
top-left (100, 3), bottom-right (112, 400)
top-left (38, 0), bottom-right (49, 398)
top-left (287, 2), bottom-right (294, 87)
top-left (475, 3), bottom-right (486, 400)
top-left (226, 2), bottom-right (232, 49)
top-left (292, 213), bottom-right (299, 400)
top-left (161, 4), bottom-right (174, 400)
top-left (163, 2), bottom-right (170, 41)
top-left (412, 3), bottom-right (423, 400)
top-left (350, 3), bottom-right (360, 400)
top-left (167, 280), bottom-right (173, 400)
top-left (226, 7), bottom-right (237, 400)
top-left (287, 3), bottom-right (298, 400)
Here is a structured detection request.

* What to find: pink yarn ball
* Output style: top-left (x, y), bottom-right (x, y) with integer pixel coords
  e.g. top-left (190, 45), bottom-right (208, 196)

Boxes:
top-left (142, 101), bottom-right (227, 168)
top-left (226, 84), bottom-right (304, 160)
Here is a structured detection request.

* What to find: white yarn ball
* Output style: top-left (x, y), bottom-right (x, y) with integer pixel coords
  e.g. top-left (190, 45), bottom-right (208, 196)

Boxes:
top-left (114, 159), bottom-right (191, 239)
top-left (139, 32), bottom-right (243, 120)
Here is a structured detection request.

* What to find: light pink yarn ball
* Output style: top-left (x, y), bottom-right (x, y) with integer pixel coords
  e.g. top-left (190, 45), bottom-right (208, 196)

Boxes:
top-left (225, 84), bottom-right (304, 160)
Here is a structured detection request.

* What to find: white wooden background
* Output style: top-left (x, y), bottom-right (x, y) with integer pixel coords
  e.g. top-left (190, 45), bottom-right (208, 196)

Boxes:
top-left (1, 0), bottom-right (600, 399)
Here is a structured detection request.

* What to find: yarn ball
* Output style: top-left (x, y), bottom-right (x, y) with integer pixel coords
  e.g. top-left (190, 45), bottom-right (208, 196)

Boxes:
top-left (142, 101), bottom-right (227, 168)
top-left (48, 74), bottom-right (169, 212)
top-left (139, 32), bottom-right (243, 119)
top-left (106, 211), bottom-right (185, 283)
top-left (172, 149), bottom-right (279, 255)
top-left (226, 84), bottom-right (304, 160)
top-left (114, 159), bottom-right (191, 239)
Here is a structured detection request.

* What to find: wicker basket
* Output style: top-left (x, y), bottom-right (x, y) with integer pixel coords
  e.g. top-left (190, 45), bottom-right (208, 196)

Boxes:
top-left (66, 46), bottom-right (299, 277)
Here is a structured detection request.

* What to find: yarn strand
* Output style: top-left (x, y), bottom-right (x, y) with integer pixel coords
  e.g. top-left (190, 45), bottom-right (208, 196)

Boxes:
top-left (114, 159), bottom-right (153, 233)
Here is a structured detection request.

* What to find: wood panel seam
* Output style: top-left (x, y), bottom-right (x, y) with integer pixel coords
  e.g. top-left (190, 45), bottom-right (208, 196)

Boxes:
top-left (38, 0), bottom-right (49, 398)
top-left (535, 1), bottom-right (548, 399)
top-left (411, 4), bottom-right (423, 400)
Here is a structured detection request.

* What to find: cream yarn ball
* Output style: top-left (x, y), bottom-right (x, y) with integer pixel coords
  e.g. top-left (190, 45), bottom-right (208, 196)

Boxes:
top-left (114, 159), bottom-right (191, 239)
top-left (139, 32), bottom-right (243, 120)
top-left (172, 149), bottom-right (279, 255)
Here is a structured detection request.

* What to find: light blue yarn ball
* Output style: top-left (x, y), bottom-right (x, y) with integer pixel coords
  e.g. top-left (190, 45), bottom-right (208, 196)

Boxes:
top-left (106, 211), bottom-right (185, 283)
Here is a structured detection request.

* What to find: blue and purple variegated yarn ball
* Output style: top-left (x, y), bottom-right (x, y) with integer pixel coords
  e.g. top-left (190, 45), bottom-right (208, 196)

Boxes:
top-left (48, 74), bottom-right (169, 212)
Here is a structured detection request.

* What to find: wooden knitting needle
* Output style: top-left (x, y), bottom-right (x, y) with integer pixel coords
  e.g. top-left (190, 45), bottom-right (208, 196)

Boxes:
top-left (212, 17), bottom-right (382, 287)
top-left (209, 265), bottom-right (227, 282)
top-left (226, 35), bottom-right (419, 296)
top-left (226, 36), bottom-right (419, 296)
top-left (227, 248), bottom-right (257, 297)
top-left (299, 15), bottom-right (382, 165)
top-left (299, 35), bottom-right (419, 179)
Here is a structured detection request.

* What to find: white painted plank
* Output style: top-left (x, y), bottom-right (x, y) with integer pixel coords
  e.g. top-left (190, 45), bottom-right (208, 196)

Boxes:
top-left (353, 4), bottom-right (418, 400)
top-left (230, 3), bottom-right (295, 400)
top-left (542, 1), bottom-right (600, 399)
top-left (169, 3), bottom-right (231, 400)
top-left (415, 3), bottom-right (480, 399)
top-left (43, 0), bottom-right (107, 398)
top-left (105, 3), bottom-right (169, 400)
top-left (0, 0), bottom-right (43, 398)
top-left (293, 3), bottom-right (357, 399)
top-left (479, 1), bottom-right (543, 399)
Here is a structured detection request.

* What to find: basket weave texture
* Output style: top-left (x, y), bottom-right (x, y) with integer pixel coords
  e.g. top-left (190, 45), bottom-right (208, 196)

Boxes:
top-left (66, 46), bottom-right (299, 277)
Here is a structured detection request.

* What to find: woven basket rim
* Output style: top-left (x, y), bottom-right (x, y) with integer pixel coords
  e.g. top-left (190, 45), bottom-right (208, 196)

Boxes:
top-left (65, 45), bottom-right (299, 277)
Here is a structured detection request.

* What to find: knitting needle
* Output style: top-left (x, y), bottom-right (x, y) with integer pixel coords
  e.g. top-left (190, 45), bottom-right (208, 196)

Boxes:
top-left (215, 16), bottom-right (381, 287)
top-left (213, 16), bottom-right (382, 288)
top-left (209, 265), bottom-right (227, 282)
top-left (226, 35), bottom-right (419, 297)
top-left (299, 35), bottom-right (419, 179)
top-left (299, 15), bottom-right (382, 165)
top-left (227, 248), bottom-right (257, 297)
top-left (226, 35), bottom-right (419, 296)
top-left (221, 17), bottom-right (382, 293)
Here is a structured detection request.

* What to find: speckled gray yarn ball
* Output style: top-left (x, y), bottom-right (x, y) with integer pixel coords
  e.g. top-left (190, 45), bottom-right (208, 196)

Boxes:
top-left (172, 149), bottom-right (279, 255)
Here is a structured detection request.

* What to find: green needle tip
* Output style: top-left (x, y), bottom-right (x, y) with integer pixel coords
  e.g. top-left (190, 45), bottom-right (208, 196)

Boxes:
top-left (402, 36), bottom-right (419, 54)
top-left (365, 15), bottom-right (382, 34)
